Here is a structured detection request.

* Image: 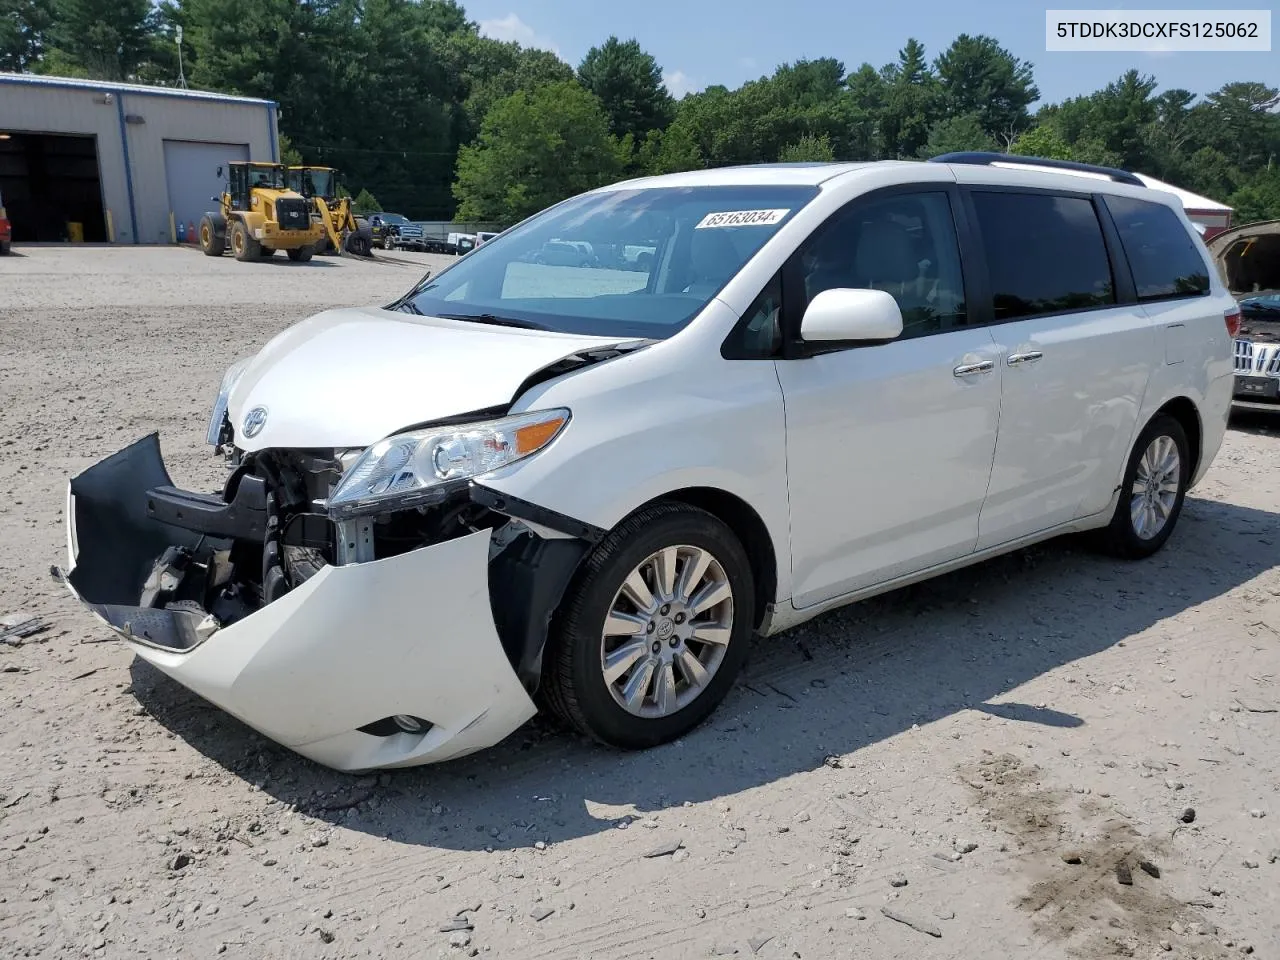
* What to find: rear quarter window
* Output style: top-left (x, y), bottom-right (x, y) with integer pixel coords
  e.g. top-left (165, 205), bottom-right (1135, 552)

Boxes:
top-left (1103, 195), bottom-right (1210, 301)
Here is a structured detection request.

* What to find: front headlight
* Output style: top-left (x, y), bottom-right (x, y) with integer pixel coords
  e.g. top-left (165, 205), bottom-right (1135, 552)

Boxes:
top-left (326, 408), bottom-right (571, 519)
top-left (206, 357), bottom-right (251, 446)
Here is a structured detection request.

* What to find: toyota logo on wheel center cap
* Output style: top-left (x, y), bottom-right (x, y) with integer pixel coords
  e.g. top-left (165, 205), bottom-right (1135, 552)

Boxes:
top-left (242, 406), bottom-right (268, 438)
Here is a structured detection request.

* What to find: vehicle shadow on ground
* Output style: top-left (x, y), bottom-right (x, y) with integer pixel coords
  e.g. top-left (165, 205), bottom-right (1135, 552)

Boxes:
top-left (128, 493), bottom-right (1279, 850)
top-left (1229, 407), bottom-right (1280, 436)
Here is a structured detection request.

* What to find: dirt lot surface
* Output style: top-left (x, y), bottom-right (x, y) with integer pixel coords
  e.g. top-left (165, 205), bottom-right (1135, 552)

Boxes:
top-left (2, 245), bottom-right (1278, 960)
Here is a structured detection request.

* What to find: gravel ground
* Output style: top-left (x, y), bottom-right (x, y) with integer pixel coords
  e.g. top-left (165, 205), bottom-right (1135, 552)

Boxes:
top-left (1, 245), bottom-right (1278, 960)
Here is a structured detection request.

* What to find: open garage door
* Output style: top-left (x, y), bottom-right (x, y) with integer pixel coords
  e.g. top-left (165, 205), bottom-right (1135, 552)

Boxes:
top-left (163, 140), bottom-right (250, 237)
top-left (0, 132), bottom-right (107, 242)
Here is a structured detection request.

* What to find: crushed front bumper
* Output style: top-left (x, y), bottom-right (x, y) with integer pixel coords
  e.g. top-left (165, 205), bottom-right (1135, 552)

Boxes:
top-left (62, 436), bottom-right (538, 772)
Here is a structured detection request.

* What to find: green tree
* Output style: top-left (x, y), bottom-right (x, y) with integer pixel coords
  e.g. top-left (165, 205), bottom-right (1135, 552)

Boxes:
top-left (1045, 70), bottom-right (1157, 169)
top-left (278, 132), bottom-right (303, 167)
top-left (918, 113), bottom-right (996, 158)
top-left (1009, 124), bottom-right (1074, 160)
top-left (0, 0), bottom-right (51, 71)
top-left (43, 0), bottom-right (156, 80)
top-left (879, 39), bottom-right (941, 158)
top-left (453, 80), bottom-right (622, 222)
top-left (934, 34), bottom-right (1038, 141)
top-left (1228, 166), bottom-right (1280, 224)
top-left (351, 187), bottom-right (381, 215)
top-left (577, 35), bottom-right (673, 141)
top-left (779, 133), bottom-right (835, 162)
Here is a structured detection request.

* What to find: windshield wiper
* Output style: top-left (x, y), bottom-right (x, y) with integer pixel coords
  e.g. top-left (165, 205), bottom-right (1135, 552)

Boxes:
top-left (436, 312), bottom-right (549, 331)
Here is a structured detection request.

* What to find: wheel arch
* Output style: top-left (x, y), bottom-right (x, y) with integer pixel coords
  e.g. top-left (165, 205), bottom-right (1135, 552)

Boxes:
top-left (1153, 396), bottom-right (1203, 480)
top-left (639, 486), bottom-right (778, 632)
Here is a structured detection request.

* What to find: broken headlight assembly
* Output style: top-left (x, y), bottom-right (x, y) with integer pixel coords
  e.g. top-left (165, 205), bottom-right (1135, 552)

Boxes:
top-left (326, 408), bottom-right (571, 519)
top-left (206, 357), bottom-right (251, 446)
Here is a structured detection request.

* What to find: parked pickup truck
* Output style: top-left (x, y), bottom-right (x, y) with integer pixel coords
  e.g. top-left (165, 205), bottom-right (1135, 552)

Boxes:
top-left (394, 222), bottom-right (428, 251)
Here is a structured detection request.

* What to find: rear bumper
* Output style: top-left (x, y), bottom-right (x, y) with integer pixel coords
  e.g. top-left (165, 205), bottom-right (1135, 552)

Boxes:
top-left (63, 437), bottom-right (538, 772)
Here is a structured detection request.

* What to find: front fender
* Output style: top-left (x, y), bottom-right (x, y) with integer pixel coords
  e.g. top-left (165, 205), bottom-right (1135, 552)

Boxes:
top-left (480, 329), bottom-right (794, 604)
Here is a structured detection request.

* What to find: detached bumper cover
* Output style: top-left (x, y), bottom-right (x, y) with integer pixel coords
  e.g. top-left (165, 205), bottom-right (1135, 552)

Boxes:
top-left (63, 436), bottom-right (537, 771)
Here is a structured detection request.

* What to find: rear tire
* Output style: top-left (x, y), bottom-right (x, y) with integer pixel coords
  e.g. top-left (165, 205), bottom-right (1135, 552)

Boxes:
top-left (198, 216), bottom-right (224, 257)
top-left (287, 245), bottom-right (313, 262)
top-left (541, 502), bottom-right (754, 749)
top-left (0, 240), bottom-right (9, 255)
top-left (1095, 413), bottom-right (1190, 559)
top-left (230, 221), bottom-right (260, 262)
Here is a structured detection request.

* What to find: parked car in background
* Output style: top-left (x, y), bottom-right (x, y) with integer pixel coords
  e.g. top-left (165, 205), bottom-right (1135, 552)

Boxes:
top-left (448, 232), bottom-right (477, 254)
top-left (534, 240), bottom-right (595, 266)
top-left (1206, 218), bottom-right (1280, 408)
top-left (367, 213), bottom-right (412, 250)
top-left (476, 231), bottom-right (500, 246)
top-left (393, 222), bottom-right (427, 252)
top-left (62, 153), bottom-right (1234, 772)
top-left (0, 187), bottom-right (11, 254)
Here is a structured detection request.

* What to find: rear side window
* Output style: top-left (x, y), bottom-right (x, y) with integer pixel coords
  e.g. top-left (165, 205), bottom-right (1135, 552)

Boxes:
top-left (970, 192), bottom-right (1115, 322)
top-left (1103, 195), bottom-right (1210, 300)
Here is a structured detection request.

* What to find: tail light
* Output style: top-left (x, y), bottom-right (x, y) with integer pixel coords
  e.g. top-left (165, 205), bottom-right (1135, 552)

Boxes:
top-left (1225, 305), bottom-right (1242, 338)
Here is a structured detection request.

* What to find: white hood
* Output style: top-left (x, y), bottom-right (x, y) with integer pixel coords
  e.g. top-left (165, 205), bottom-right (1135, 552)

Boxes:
top-left (226, 306), bottom-right (627, 451)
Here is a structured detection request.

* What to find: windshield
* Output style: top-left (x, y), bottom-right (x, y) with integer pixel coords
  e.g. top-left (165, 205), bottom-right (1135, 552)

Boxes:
top-left (397, 184), bottom-right (819, 338)
top-left (300, 169), bottom-right (335, 198)
top-left (247, 165), bottom-right (285, 190)
top-left (382, 213), bottom-right (410, 225)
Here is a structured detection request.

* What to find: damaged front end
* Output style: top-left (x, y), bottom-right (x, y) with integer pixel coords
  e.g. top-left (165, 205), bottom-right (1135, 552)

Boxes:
top-left (61, 431), bottom-right (600, 771)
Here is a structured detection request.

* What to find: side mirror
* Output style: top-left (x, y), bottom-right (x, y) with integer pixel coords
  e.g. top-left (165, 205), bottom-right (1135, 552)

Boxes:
top-left (216, 166), bottom-right (222, 177)
top-left (800, 288), bottom-right (903, 343)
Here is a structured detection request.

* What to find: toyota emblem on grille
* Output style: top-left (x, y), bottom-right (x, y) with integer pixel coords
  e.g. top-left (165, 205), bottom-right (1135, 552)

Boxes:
top-left (242, 406), bottom-right (269, 438)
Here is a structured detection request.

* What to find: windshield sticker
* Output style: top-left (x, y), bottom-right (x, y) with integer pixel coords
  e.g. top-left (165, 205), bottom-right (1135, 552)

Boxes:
top-left (695, 209), bottom-right (791, 229)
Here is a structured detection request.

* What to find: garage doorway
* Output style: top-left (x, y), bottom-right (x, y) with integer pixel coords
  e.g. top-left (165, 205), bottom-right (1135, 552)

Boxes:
top-left (163, 140), bottom-right (250, 237)
top-left (0, 132), bottom-right (107, 242)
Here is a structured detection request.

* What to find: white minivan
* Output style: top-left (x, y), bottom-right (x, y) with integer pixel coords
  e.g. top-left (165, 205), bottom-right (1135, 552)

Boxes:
top-left (63, 153), bottom-right (1237, 771)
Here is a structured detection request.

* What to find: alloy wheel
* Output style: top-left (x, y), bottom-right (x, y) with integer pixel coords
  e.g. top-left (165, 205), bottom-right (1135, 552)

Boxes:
top-left (1130, 434), bottom-right (1181, 540)
top-left (600, 545), bottom-right (735, 719)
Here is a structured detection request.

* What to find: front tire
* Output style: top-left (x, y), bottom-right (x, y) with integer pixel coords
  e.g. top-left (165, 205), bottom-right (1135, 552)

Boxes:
top-left (542, 502), bottom-right (754, 749)
top-left (198, 215), bottom-right (224, 257)
top-left (230, 221), bottom-right (261, 262)
top-left (1096, 413), bottom-right (1190, 559)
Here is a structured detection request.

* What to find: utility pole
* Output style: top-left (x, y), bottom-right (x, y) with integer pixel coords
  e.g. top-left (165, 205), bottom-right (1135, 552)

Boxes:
top-left (176, 25), bottom-right (188, 89)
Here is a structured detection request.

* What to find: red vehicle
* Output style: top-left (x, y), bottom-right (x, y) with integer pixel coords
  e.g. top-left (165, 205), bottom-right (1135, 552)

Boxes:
top-left (0, 187), bottom-right (11, 255)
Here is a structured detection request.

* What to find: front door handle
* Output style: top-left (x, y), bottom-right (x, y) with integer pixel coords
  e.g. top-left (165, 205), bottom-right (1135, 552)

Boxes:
top-left (953, 360), bottom-right (995, 378)
top-left (1007, 350), bottom-right (1043, 366)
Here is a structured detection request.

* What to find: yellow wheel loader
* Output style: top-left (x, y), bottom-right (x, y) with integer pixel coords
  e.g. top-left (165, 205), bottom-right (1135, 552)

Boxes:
top-left (286, 166), bottom-right (374, 258)
top-left (198, 162), bottom-right (326, 263)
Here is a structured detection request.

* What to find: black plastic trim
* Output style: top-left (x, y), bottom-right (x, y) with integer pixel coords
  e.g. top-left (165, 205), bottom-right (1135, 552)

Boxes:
top-left (469, 484), bottom-right (606, 543)
top-left (488, 532), bottom-right (590, 690)
top-left (1092, 191), bottom-right (1139, 305)
top-left (146, 473), bottom-right (268, 541)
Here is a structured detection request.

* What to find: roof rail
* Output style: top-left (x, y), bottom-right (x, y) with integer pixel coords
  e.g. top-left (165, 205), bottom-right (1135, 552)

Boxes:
top-left (928, 151), bottom-right (1145, 188)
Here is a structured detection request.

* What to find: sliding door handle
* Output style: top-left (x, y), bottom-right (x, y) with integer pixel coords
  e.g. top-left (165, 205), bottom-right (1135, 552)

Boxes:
top-left (953, 360), bottom-right (995, 378)
top-left (1007, 350), bottom-right (1043, 366)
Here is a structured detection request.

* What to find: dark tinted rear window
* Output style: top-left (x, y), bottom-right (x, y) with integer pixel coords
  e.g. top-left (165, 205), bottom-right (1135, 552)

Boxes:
top-left (970, 192), bottom-right (1115, 321)
top-left (1103, 195), bottom-right (1210, 300)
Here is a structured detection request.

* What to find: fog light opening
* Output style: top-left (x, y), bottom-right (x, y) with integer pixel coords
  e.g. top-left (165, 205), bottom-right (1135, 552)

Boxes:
top-left (393, 714), bottom-right (425, 733)
top-left (357, 715), bottom-right (434, 738)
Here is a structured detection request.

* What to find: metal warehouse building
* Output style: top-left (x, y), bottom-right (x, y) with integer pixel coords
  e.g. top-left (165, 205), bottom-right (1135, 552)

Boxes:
top-left (0, 73), bottom-right (277, 245)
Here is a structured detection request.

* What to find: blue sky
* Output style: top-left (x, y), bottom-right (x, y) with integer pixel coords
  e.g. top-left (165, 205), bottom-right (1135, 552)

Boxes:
top-left (466, 0), bottom-right (1278, 104)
